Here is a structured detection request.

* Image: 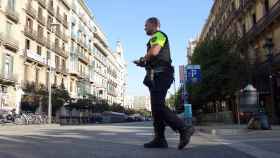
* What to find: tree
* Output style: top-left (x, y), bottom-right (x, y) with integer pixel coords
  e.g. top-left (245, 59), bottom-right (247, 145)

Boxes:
top-left (188, 38), bottom-right (248, 110)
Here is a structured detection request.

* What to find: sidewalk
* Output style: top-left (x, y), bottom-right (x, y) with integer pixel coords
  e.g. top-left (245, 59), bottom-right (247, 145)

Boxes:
top-left (196, 123), bottom-right (280, 136)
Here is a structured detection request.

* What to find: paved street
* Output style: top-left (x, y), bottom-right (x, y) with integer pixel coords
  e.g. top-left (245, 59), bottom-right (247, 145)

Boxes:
top-left (0, 122), bottom-right (280, 158)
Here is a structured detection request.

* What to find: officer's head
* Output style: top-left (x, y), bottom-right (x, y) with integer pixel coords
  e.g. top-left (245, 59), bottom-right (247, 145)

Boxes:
top-left (145, 17), bottom-right (160, 36)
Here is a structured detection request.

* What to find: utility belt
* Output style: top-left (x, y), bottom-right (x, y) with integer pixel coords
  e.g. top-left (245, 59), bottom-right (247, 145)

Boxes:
top-left (146, 66), bottom-right (173, 81)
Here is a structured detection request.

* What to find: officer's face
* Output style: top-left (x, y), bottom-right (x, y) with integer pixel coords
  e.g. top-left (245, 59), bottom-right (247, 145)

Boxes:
top-left (145, 22), bottom-right (156, 36)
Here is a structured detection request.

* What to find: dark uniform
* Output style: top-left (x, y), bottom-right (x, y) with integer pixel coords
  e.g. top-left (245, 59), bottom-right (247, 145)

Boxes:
top-left (143, 31), bottom-right (186, 140)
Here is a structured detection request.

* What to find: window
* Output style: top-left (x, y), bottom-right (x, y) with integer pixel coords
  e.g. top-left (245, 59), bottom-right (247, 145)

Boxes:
top-left (4, 54), bottom-right (13, 78)
top-left (252, 13), bottom-right (257, 25)
top-left (64, 14), bottom-right (67, 22)
top-left (70, 80), bottom-right (73, 92)
top-left (47, 51), bottom-right (51, 60)
top-left (54, 75), bottom-right (57, 85)
top-left (25, 39), bottom-right (30, 50)
top-left (8, 0), bottom-right (15, 10)
top-left (26, 18), bottom-right (32, 30)
top-left (6, 21), bottom-right (12, 36)
top-left (46, 71), bottom-right (49, 87)
top-left (38, 7), bottom-right (42, 16)
top-left (56, 6), bottom-right (60, 15)
top-left (264, 0), bottom-right (269, 14)
top-left (35, 68), bottom-right (39, 85)
top-left (55, 56), bottom-right (59, 68)
top-left (49, 0), bottom-right (53, 8)
top-left (37, 46), bottom-right (42, 55)
top-left (38, 25), bottom-right (43, 35)
top-left (62, 59), bottom-right (65, 70)
top-left (242, 23), bottom-right (246, 36)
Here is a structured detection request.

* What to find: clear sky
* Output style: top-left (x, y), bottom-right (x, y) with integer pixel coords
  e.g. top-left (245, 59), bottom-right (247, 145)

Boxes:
top-left (86, 0), bottom-right (213, 96)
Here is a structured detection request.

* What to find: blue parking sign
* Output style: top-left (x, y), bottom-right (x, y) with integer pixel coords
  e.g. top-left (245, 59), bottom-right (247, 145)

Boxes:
top-left (185, 65), bottom-right (201, 84)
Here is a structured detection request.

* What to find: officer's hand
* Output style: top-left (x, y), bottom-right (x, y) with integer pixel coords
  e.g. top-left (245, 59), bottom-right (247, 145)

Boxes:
top-left (133, 57), bottom-right (146, 67)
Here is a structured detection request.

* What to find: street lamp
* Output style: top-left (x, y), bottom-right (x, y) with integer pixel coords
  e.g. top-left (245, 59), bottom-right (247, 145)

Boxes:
top-left (264, 38), bottom-right (275, 122)
top-left (47, 23), bottom-right (60, 124)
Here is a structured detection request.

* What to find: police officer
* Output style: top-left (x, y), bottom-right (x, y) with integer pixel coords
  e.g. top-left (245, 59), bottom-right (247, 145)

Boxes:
top-left (134, 17), bottom-right (195, 150)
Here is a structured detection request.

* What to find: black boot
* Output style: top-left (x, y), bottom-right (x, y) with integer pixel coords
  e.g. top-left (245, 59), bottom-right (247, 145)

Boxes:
top-left (144, 136), bottom-right (168, 148)
top-left (144, 126), bottom-right (168, 148)
top-left (177, 126), bottom-right (195, 150)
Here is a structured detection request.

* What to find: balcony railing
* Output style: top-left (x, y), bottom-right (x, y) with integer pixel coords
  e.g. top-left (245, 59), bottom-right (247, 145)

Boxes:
top-left (239, 0), bottom-right (280, 43)
top-left (37, 14), bottom-right (46, 26)
top-left (5, 7), bottom-right (19, 23)
top-left (26, 2), bottom-right (36, 19)
top-left (25, 49), bottom-right (47, 65)
top-left (38, 0), bottom-right (46, 8)
top-left (0, 73), bottom-right (17, 84)
top-left (78, 52), bottom-right (89, 64)
top-left (54, 45), bottom-right (68, 58)
top-left (24, 26), bottom-right (37, 40)
top-left (3, 34), bottom-right (19, 51)
top-left (56, 66), bottom-right (68, 74)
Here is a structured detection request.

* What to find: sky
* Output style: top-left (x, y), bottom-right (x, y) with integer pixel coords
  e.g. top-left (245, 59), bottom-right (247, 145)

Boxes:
top-left (86, 0), bottom-right (213, 96)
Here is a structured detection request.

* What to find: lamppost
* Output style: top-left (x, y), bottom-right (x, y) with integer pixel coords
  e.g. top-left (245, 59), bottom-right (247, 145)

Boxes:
top-left (47, 23), bottom-right (60, 124)
top-left (264, 38), bottom-right (275, 122)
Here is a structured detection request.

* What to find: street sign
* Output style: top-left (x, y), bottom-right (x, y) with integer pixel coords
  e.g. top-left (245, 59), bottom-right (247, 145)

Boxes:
top-left (186, 65), bottom-right (201, 84)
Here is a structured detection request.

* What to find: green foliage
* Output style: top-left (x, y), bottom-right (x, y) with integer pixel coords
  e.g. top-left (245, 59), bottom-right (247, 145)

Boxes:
top-left (188, 38), bottom-right (248, 108)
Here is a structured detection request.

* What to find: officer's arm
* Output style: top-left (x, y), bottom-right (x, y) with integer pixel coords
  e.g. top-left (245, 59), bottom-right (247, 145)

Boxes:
top-left (145, 32), bottom-right (166, 61)
top-left (145, 45), bottom-right (161, 61)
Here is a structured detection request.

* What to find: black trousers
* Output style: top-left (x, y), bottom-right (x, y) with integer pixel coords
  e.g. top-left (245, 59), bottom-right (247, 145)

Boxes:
top-left (144, 68), bottom-right (185, 138)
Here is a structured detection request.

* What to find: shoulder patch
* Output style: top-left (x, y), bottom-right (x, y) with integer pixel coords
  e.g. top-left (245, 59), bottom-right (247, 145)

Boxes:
top-left (151, 36), bottom-right (157, 43)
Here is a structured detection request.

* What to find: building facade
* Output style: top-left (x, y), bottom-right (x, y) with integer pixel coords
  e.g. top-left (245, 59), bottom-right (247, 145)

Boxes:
top-left (0, 0), bottom-right (128, 114)
top-left (186, 39), bottom-right (198, 64)
top-left (199, 0), bottom-right (280, 122)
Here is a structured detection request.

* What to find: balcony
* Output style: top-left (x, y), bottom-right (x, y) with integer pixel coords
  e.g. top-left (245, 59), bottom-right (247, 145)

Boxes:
top-left (47, 4), bottom-right (55, 16)
top-left (79, 72), bottom-right (90, 81)
top-left (239, 0), bottom-right (280, 43)
top-left (36, 33), bottom-right (46, 46)
top-left (78, 52), bottom-right (89, 64)
top-left (56, 66), bottom-right (68, 75)
top-left (25, 49), bottom-right (47, 66)
top-left (54, 45), bottom-right (68, 58)
top-left (24, 26), bottom-right (37, 40)
top-left (38, 0), bottom-right (46, 8)
top-left (37, 14), bottom-right (46, 26)
top-left (0, 73), bottom-right (18, 85)
top-left (5, 7), bottom-right (19, 23)
top-left (235, 0), bottom-right (256, 19)
top-left (26, 2), bottom-right (36, 19)
top-left (3, 34), bottom-right (19, 51)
